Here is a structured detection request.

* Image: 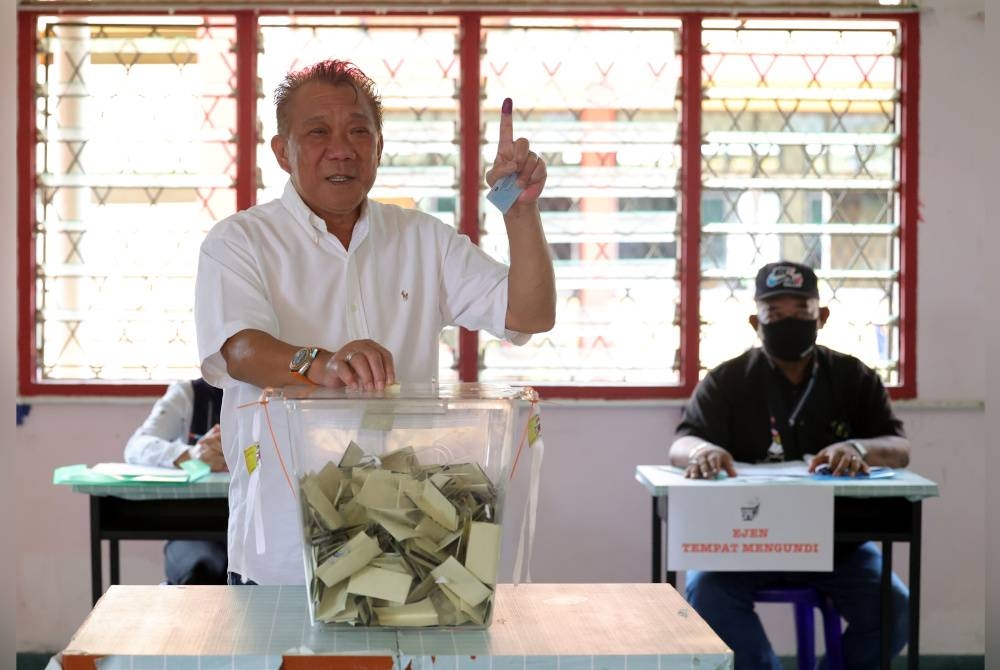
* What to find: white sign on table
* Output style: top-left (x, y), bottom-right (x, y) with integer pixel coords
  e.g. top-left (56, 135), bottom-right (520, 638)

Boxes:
top-left (667, 484), bottom-right (834, 571)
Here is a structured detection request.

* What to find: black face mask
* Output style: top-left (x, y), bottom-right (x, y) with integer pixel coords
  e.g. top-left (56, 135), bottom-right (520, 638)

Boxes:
top-left (760, 318), bottom-right (818, 362)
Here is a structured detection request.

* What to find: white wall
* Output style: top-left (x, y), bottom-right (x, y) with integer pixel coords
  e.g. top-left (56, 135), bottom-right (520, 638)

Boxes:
top-left (11, 0), bottom-right (991, 657)
top-left (2, 0), bottom-right (18, 664)
top-left (983, 0), bottom-right (999, 664)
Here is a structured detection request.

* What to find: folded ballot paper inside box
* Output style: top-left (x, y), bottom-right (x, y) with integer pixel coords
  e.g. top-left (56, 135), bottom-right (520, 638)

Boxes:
top-left (277, 383), bottom-right (527, 629)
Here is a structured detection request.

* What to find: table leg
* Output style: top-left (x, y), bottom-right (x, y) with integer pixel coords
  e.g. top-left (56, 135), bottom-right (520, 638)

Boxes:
top-left (89, 496), bottom-right (102, 607)
top-left (881, 540), bottom-right (893, 670)
top-left (909, 501), bottom-right (922, 670)
top-left (660, 496), bottom-right (677, 588)
top-left (109, 540), bottom-right (120, 586)
top-left (652, 497), bottom-right (661, 583)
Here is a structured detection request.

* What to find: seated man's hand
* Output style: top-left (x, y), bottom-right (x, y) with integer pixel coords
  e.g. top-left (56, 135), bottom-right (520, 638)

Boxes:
top-left (175, 424), bottom-right (228, 472)
top-left (809, 442), bottom-right (868, 477)
top-left (311, 339), bottom-right (396, 392)
top-left (685, 444), bottom-right (736, 480)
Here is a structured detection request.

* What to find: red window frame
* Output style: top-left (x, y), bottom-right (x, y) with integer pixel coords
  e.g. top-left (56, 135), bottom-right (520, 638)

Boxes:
top-left (16, 10), bottom-right (919, 399)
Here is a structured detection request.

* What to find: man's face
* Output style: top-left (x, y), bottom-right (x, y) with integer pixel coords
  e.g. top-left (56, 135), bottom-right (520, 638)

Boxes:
top-left (271, 81), bottom-right (382, 228)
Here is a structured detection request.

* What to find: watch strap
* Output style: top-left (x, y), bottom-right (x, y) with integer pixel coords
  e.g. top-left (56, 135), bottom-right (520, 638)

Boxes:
top-left (848, 439), bottom-right (868, 460)
top-left (290, 369), bottom-right (316, 385)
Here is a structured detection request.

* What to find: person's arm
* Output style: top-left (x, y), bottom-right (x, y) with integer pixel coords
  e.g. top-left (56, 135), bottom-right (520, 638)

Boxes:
top-left (504, 200), bottom-right (556, 333)
top-left (808, 435), bottom-right (910, 475)
top-left (195, 214), bottom-right (395, 392)
top-left (669, 435), bottom-right (738, 479)
top-left (486, 98), bottom-right (556, 334)
top-left (668, 372), bottom-right (738, 479)
top-left (808, 358), bottom-right (910, 475)
top-left (850, 435), bottom-right (911, 467)
top-left (123, 382), bottom-right (194, 468)
top-left (221, 329), bottom-right (396, 392)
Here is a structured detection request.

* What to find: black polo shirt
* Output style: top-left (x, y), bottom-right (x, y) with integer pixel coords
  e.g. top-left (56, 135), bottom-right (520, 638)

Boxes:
top-left (676, 345), bottom-right (904, 462)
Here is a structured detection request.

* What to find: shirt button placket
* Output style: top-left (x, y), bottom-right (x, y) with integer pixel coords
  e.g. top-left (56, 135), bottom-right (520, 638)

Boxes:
top-left (345, 253), bottom-right (368, 339)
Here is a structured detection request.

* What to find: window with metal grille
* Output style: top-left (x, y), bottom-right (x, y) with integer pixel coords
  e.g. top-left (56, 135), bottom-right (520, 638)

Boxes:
top-left (17, 12), bottom-right (917, 398)
top-left (476, 17), bottom-right (682, 387)
top-left (22, 16), bottom-right (238, 390)
top-left (697, 18), bottom-right (913, 387)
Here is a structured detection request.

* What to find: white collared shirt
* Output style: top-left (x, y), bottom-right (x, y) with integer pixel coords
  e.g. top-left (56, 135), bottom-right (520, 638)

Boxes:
top-left (123, 381), bottom-right (194, 468)
top-left (195, 181), bottom-right (527, 584)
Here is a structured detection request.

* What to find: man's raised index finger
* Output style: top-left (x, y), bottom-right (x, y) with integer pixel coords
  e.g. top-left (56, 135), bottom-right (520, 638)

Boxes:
top-left (499, 97), bottom-right (514, 149)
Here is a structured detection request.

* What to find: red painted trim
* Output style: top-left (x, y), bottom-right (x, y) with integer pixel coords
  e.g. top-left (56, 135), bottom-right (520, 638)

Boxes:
top-left (17, 13), bottom-right (38, 396)
top-left (13, 9), bottom-right (238, 15)
top-left (895, 14), bottom-right (919, 399)
top-left (536, 386), bottom-right (689, 400)
top-left (17, 9), bottom-right (918, 19)
top-left (281, 656), bottom-right (395, 670)
top-left (68, 654), bottom-right (396, 670)
top-left (20, 383), bottom-right (169, 397)
top-left (678, 15), bottom-right (703, 396)
top-left (457, 13), bottom-right (481, 383)
top-left (60, 655), bottom-right (100, 670)
top-left (235, 11), bottom-right (258, 211)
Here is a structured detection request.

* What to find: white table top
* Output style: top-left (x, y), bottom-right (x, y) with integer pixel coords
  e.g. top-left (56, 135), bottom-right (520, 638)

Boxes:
top-left (61, 584), bottom-right (731, 670)
top-left (635, 465), bottom-right (939, 501)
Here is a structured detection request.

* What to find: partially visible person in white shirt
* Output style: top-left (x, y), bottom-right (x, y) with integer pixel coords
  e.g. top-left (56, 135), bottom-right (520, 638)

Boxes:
top-left (126, 378), bottom-right (226, 471)
top-left (195, 59), bottom-right (556, 585)
top-left (124, 378), bottom-right (228, 584)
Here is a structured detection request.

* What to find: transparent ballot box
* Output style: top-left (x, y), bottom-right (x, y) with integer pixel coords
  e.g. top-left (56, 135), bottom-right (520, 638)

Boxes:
top-left (279, 383), bottom-right (528, 628)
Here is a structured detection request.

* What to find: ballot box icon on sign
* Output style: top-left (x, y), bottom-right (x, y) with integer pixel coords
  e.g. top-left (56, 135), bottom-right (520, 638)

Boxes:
top-left (741, 498), bottom-right (761, 522)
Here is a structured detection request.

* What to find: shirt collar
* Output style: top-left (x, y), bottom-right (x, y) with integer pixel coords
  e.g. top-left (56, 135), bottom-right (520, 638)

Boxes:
top-left (759, 347), bottom-right (819, 389)
top-left (280, 179), bottom-right (371, 248)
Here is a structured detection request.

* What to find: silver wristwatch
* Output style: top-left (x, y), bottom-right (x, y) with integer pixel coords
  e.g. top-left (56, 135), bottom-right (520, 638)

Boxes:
top-left (848, 439), bottom-right (868, 461)
top-left (289, 346), bottom-right (320, 381)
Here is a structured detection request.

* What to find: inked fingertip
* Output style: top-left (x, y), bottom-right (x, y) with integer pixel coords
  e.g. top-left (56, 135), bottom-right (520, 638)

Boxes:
top-left (502, 98), bottom-right (512, 115)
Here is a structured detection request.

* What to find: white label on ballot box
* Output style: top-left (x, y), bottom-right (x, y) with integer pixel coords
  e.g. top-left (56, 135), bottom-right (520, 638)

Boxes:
top-left (667, 484), bottom-right (833, 571)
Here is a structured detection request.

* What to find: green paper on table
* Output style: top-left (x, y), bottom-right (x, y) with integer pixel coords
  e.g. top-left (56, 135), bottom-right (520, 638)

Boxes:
top-left (53, 459), bottom-right (211, 486)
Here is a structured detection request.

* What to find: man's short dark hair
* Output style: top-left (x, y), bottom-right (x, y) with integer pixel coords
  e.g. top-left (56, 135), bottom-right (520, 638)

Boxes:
top-left (274, 59), bottom-right (384, 138)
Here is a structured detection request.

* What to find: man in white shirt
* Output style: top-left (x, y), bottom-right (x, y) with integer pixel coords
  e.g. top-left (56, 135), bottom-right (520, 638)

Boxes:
top-left (195, 60), bottom-right (556, 585)
top-left (124, 378), bottom-right (228, 584)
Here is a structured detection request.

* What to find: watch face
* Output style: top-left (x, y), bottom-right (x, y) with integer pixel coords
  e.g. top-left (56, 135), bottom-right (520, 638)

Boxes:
top-left (290, 347), bottom-right (309, 370)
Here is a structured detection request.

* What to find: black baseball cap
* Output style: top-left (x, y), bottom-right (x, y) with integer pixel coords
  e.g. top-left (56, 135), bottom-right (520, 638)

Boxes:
top-left (754, 261), bottom-right (819, 300)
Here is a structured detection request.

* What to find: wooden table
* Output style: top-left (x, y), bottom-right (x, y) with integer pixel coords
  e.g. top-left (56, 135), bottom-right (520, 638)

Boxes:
top-left (61, 583), bottom-right (732, 669)
top-left (635, 465), bottom-right (939, 670)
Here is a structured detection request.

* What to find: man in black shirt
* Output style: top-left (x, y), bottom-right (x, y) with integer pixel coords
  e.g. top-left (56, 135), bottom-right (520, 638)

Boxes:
top-left (669, 261), bottom-right (910, 669)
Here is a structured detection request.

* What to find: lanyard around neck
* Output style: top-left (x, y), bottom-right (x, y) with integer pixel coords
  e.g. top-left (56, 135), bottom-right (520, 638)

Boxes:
top-left (788, 372), bottom-right (816, 427)
top-left (766, 357), bottom-right (819, 430)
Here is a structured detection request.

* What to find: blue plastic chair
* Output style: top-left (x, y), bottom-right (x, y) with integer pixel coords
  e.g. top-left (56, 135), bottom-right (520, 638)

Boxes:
top-left (755, 586), bottom-right (844, 670)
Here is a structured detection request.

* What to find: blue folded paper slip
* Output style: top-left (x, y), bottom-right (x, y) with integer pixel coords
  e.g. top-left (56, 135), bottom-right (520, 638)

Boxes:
top-left (486, 173), bottom-right (524, 214)
top-left (812, 464), bottom-right (895, 479)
